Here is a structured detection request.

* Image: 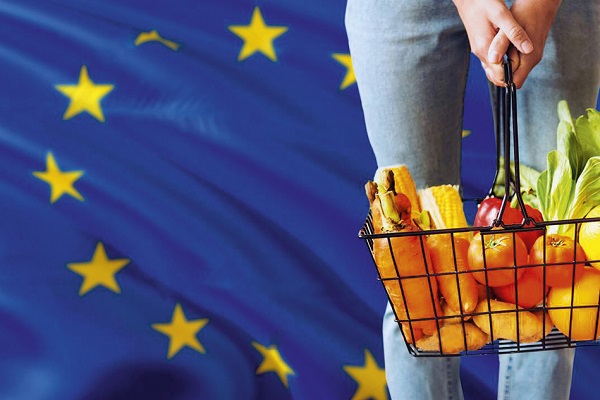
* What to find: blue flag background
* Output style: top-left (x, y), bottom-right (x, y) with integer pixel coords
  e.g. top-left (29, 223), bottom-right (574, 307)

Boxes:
top-left (1, 1), bottom-right (599, 399)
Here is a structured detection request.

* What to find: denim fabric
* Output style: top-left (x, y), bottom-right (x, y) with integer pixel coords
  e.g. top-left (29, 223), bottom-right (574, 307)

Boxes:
top-left (497, 349), bottom-right (575, 400)
top-left (383, 303), bottom-right (464, 400)
top-left (346, 0), bottom-right (470, 188)
top-left (346, 0), bottom-right (600, 399)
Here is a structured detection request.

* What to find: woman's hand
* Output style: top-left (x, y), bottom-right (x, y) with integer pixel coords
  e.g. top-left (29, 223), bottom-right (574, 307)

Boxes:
top-left (453, 0), bottom-right (534, 87)
top-left (488, 0), bottom-right (562, 88)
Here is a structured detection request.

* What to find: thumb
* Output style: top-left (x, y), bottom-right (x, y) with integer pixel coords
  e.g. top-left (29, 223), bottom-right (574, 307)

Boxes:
top-left (493, 9), bottom-right (534, 54)
top-left (487, 30), bottom-right (510, 64)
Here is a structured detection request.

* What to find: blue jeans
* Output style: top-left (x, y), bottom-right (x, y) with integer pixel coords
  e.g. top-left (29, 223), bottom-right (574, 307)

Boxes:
top-left (346, 0), bottom-right (600, 399)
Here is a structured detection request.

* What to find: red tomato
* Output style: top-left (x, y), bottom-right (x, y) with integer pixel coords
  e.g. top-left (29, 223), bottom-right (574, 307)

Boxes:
top-left (494, 269), bottom-right (548, 308)
top-left (467, 231), bottom-right (528, 287)
top-left (529, 234), bottom-right (586, 287)
top-left (473, 197), bottom-right (543, 250)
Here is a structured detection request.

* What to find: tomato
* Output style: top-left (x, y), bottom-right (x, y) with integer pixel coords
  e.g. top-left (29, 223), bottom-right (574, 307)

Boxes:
top-left (467, 231), bottom-right (528, 287)
top-left (494, 269), bottom-right (548, 308)
top-left (473, 197), bottom-right (543, 250)
top-left (529, 234), bottom-right (586, 287)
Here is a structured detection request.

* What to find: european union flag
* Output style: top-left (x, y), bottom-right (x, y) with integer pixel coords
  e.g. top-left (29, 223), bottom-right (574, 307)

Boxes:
top-left (0, 1), bottom-right (599, 399)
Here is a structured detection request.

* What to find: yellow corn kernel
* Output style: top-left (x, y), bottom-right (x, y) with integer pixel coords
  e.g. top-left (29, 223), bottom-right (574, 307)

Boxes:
top-left (418, 185), bottom-right (468, 231)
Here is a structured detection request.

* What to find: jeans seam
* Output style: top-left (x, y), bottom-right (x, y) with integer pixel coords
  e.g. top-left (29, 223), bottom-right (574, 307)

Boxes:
top-left (446, 357), bottom-right (455, 400)
top-left (501, 355), bottom-right (513, 400)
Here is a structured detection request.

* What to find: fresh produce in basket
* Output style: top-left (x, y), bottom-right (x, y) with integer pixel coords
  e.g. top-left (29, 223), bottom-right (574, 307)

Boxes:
top-left (365, 178), bottom-right (442, 342)
top-left (472, 299), bottom-right (554, 343)
top-left (358, 104), bottom-right (600, 356)
top-left (473, 197), bottom-right (543, 250)
top-left (466, 231), bottom-right (528, 287)
top-left (579, 204), bottom-right (600, 269)
top-left (416, 322), bottom-right (489, 354)
top-left (547, 267), bottom-right (600, 341)
top-left (529, 234), bottom-right (586, 287)
top-left (427, 234), bottom-right (479, 314)
top-left (494, 269), bottom-right (547, 309)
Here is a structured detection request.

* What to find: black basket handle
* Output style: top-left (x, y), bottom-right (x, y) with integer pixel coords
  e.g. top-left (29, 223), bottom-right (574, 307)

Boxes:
top-left (487, 56), bottom-right (536, 228)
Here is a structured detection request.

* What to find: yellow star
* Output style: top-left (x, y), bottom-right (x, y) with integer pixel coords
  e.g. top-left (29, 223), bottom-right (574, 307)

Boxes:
top-left (228, 7), bottom-right (288, 62)
top-left (332, 53), bottom-right (356, 90)
top-left (134, 30), bottom-right (180, 51)
top-left (152, 303), bottom-right (209, 359)
top-left (32, 152), bottom-right (84, 203)
top-left (462, 129), bottom-right (472, 138)
top-left (55, 65), bottom-right (114, 122)
top-left (343, 349), bottom-right (388, 400)
top-left (67, 242), bottom-right (130, 296)
top-left (252, 341), bottom-right (295, 388)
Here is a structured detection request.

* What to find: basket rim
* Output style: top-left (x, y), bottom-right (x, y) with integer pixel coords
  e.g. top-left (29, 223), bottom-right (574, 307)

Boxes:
top-left (358, 213), bottom-right (600, 239)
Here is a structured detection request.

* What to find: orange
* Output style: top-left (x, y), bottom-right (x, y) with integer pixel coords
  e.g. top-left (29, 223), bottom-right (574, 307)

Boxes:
top-left (547, 267), bottom-right (600, 341)
top-left (494, 268), bottom-right (548, 308)
top-left (579, 205), bottom-right (600, 269)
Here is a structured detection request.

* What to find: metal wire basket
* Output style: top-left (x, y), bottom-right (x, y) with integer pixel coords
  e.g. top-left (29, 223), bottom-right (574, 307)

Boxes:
top-left (359, 59), bottom-right (600, 357)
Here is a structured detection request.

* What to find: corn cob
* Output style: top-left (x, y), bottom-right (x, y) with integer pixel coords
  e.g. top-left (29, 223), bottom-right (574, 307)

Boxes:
top-left (418, 185), bottom-right (468, 231)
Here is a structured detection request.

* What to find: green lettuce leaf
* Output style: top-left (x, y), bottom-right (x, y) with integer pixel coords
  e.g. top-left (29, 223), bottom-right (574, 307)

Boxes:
top-left (575, 108), bottom-right (600, 167)
top-left (537, 169), bottom-right (549, 219)
top-left (537, 150), bottom-right (574, 225)
top-left (492, 158), bottom-right (541, 208)
top-left (557, 100), bottom-right (575, 131)
top-left (517, 161), bottom-right (542, 192)
top-left (557, 120), bottom-right (584, 179)
top-left (537, 103), bottom-right (600, 230)
top-left (568, 156), bottom-right (600, 222)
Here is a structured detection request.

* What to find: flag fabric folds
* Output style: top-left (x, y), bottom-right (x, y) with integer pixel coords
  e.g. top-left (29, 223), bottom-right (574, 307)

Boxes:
top-left (0, 1), bottom-right (599, 399)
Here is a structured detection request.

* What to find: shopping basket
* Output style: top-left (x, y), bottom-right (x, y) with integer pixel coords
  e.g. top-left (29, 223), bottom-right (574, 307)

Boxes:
top-left (358, 58), bottom-right (600, 357)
